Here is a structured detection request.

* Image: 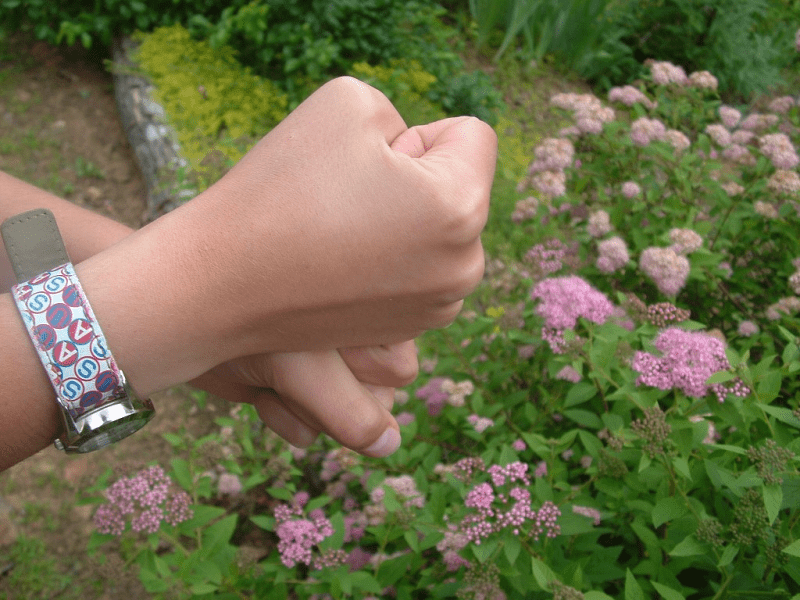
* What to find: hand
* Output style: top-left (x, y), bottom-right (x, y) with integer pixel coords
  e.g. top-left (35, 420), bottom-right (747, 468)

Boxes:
top-left (191, 342), bottom-right (418, 457)
top-left (77, 77), bottom-right (496, 397)
top-left (184, 76), bottom-right (497, 357)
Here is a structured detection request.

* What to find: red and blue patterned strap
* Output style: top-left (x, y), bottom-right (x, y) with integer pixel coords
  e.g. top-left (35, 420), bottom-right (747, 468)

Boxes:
top-left (11, 262), bottom-right (126, 421)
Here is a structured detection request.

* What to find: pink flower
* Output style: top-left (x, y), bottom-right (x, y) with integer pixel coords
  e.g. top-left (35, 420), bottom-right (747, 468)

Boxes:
top-left (718, 106), bottom-right (741, 129)
top-left (630, 117), bottom-right (666, 146)
top-left (737, 321), bottom-right (759, 337)
top-left (639, 247), bottom-right (690, 296)
top-left (622, 181), bottom-right (641, 198)
top-left (768, 96), bottom-right (795, 114)
top-left (587, 210), bottom-right (612, 237)
top-left (665, 130), bottom-right (691, 152)
top-left (572, 505), bottom-right (602, 526)
top-left (768, 170), bottom-right (800, 194)
top-left (274, 505), bottom-right (335, 568)
top-left (534, 461), bottom-right (548, 478)
top-left (688, 70), bottom-right (718, 90)
top-left (512, 439), bottom-right (527, 452)
top-left (93, 465), bottom-right (192, 536)
top-left (529, 138), bottom-right (574, 173)
top-left (525, 239), bottom-right (567, 276)
top-left (395, 411), bottom-right (415, 426)
top-left (649, 61), bottom-right (688, 85)
top-left (706, 124), bottom-right (732, 147)
top-left (531, 276), bottom-right (615, 330)
top-left (596, 236), bottom-right (629, 273)
top-left (467, 414), bottom-right (494, 433)
top-left (556, 365), bottom-right (582, 383)
top-left (669, 228), bottom-right (703, 255)
top-left (759, 133), bottom-right (799, 170)
top-left (217, 473), bottom-right (242, 496)
top-left (632, 327), bottom-right (750, 402)
top-left (608, 85), bottom-right (655, 109)
top-left (531, 169), bottom-right (567, 197)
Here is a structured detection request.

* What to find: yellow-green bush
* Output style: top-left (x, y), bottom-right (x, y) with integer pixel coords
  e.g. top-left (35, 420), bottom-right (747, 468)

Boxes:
top-left (348, 60), bottom-right (445, 126)
top-left (133, 24), bottom-right (288, 182)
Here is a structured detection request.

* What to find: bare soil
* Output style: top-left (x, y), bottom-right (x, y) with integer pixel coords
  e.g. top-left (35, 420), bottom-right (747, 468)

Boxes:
top-left (0, 35), bottom-right (225, 600)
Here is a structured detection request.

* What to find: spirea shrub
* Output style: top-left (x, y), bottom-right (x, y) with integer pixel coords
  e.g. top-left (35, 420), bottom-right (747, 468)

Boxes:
top-left (86, 59), bottom-right (800, 599)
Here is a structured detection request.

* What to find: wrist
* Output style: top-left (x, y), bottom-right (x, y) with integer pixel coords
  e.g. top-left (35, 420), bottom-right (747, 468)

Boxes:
top-left (72, 207), bottom-right (245, 396)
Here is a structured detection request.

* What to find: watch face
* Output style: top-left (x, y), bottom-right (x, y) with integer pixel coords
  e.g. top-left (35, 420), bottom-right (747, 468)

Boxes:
top-left (75, 416), bottom-right (152, 453)
top-left (57, 388), bottom-right (155, 454)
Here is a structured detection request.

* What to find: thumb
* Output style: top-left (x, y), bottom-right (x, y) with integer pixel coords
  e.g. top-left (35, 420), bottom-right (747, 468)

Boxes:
top-left (263, 351), bottom-right (401, 457)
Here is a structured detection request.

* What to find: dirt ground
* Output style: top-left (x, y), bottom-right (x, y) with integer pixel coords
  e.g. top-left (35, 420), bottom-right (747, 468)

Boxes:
top-left (0, 35), bottom-right (227, 599)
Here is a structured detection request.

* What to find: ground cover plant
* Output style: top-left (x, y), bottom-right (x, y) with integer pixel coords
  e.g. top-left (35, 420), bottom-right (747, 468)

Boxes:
top-left (82, 32), bottom-right (800, 600)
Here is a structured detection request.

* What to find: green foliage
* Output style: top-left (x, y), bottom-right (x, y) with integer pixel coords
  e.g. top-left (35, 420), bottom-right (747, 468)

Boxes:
top-left (131, 24), bottom-right (288, 184)
top-left (0, 536), bottom-right (74, 599)
top-left (186, 0), bottom-right (504, 121)
top-left (0, 0), bottom-right (234, 48)
top-left (85, 55), bottom-right (800, 598)
top-left (468, 0), bottom-right (799, 100)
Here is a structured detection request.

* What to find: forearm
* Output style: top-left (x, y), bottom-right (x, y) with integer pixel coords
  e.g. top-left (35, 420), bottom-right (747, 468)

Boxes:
top-left (0, 172), bottom-right (133, 290)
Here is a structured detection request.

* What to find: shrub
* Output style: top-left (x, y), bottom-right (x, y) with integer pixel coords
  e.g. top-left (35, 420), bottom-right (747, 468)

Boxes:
top-left (131, 24), bottom-right (288, 186)
top-left (86, 58), bottom-right (800, 599)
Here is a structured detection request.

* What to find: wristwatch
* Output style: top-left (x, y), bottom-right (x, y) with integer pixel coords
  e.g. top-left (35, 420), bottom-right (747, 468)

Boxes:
top-left (1, 209), bottom-right (154, 453)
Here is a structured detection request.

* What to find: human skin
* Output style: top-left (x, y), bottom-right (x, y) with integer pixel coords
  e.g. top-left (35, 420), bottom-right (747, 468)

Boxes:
top-left (0, 77), bottom-right (497, 470)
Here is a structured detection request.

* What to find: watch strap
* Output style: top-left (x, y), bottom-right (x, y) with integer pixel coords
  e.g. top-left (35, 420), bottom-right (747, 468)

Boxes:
top-left (1, 209), bottom-right (70, 283)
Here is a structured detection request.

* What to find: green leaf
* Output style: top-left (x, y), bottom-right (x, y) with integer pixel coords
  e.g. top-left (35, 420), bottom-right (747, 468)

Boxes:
top-left (756, 370), bottom-right (782, 402)
top-left (763, 483), bottom-right (783, 525)
top-left (503, 536), bottom-right (522, 567)
top-left (349, 571), bottom-right (383, 594)
top-left (563, 409), bottom-right (603, 429)
top-left (672, 456), bottom-right (692, 481)
top-left (585, 593), bottom-right (616, 600)
top-left (565, 382), bottom-right (598, 407)
top-left (669, 535), bottom-right (705, 557)
top-left (717, 545), bottom-right (739, 568)
top-left (170, 458), bottom-right (193, 492)
top-left (625, 569), bottom-right (646, 600)
top-left (782, 539), bottom-right (800, 558)
top-left (759, 404), bottom-right (800, 428)
top-left (471, 538), bottom-right (498, 564)
top-left (267, 486), bottom-right (294, 501)
top-left (652, 581), bottom-right (686, 600)
top-left (706, 371), bottom-right (735, 384)
top-left (531, 557), bottom-right (558, 591)
top-left (250, 515), bottom-right (273, 530)
top-left (652, 496), bottom-right (688, 528)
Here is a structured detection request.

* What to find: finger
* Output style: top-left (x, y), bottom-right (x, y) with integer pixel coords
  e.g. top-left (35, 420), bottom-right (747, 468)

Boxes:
top-left (390, 116), bottom-right (498, 167)
top-left (339, 342), bottom-right (419, 388)
top-left (251, 389), bottom-right (320, 448)
top-left (189, 371), bottom-right (321, 447)
top-left (362, 384), bottom-right (395, 412)
top-left (270, 350), bottom-right (401, 457)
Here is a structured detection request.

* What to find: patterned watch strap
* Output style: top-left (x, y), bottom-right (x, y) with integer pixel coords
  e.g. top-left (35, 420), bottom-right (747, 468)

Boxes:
top-left (11, 263), bottom-right (127, 420)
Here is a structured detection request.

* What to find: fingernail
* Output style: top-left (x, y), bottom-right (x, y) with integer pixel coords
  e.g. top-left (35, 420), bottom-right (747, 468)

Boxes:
top-left (365, 428), bottom-right (401, 457)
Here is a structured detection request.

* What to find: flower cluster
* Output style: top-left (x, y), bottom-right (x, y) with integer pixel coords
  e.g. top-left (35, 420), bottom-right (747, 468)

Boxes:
top-left (631, 327), bottom-right (749, 402)
top-left (639, 247), bottom-right (690, 296)
top-left (649, 60), bottom-right (688, 85)
top-left (630, 117), bottom-right (666, 147)
top-left (608, 85), bottom-right (656, 109)
top-left (767, 169), bottom-right (800, 194)
top-left (550, 92), bottom-right (615, 136)
top-left (572, 505), bottom-right (601, 526)
top-left (746, 439), bottom-right (795, 485)
top-left (415, 376), bottom-right (475, 415)
top-left (587, 210), bottom-right (611, 238)
top-left (631, 405), bottom-right (672, 458)
top-left (531, 276), bottom-right (615, 353)
top-left (273, 502), bottom-right (334, 568)
top-left (93, 465), bottom-right (193, 536)
top-left (759, 133), bottom-right (800, 170)
top-left (458, 463), bottom-right (560, 545)
top-left (525, 238), bottom-right (567, 279)
top-left (596, 236), bottom-right (630, 273)
top-left (669, 228), bottom-right (703, 255)
top-left (647, 302), bottom-right (690, 328)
